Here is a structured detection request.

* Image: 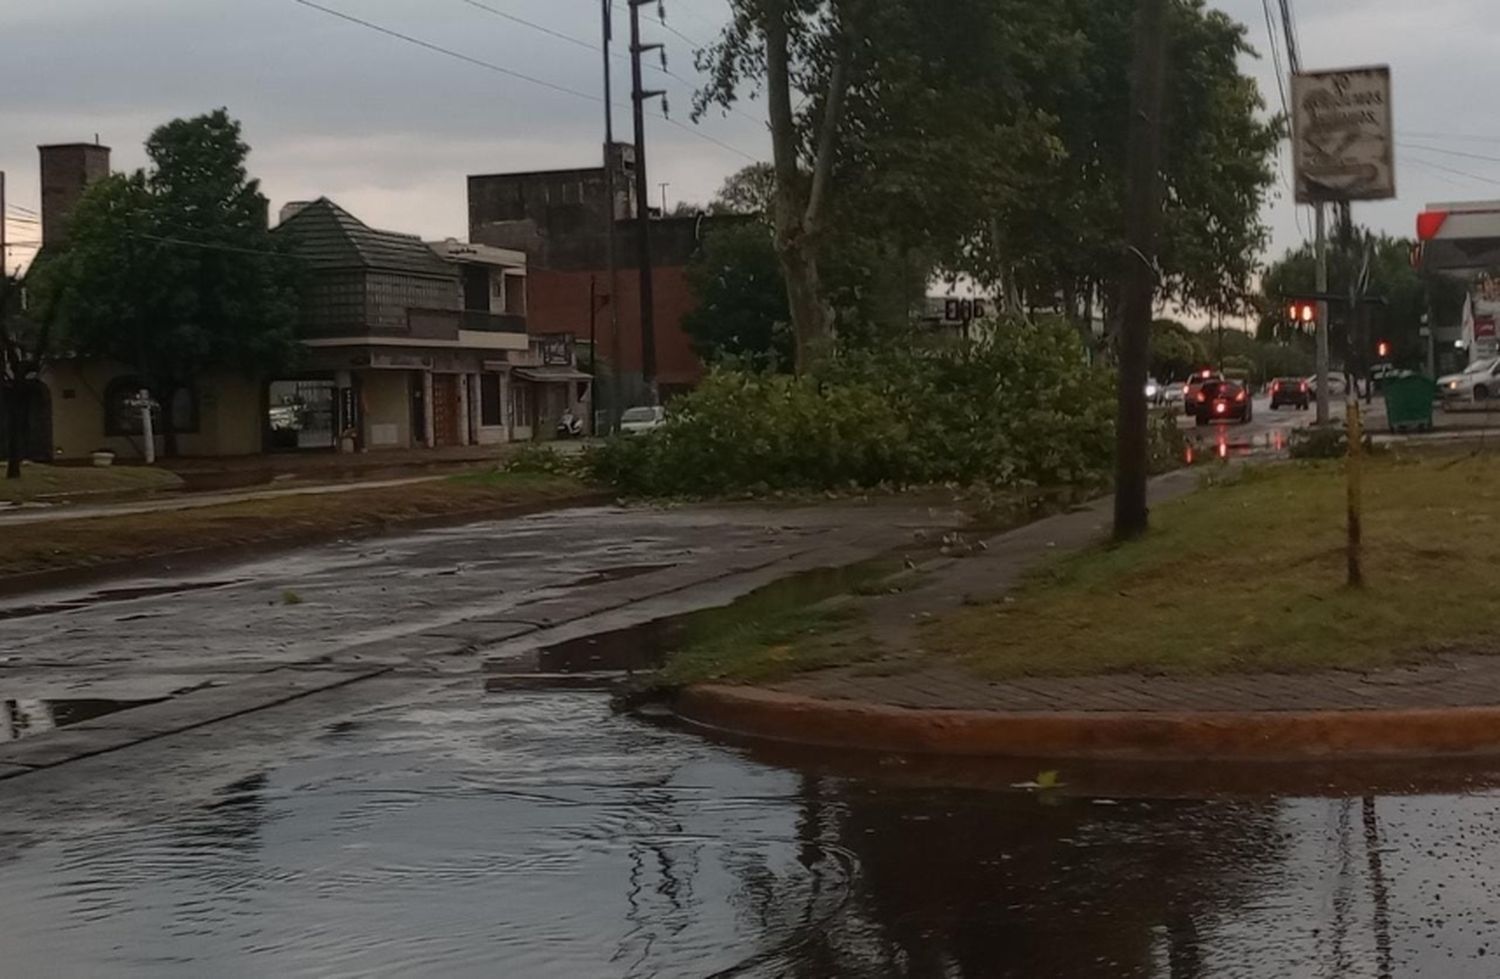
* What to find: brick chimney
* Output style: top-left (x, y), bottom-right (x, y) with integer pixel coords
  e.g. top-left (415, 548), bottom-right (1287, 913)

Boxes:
top-left (39, 142), bottom-right (111, 248)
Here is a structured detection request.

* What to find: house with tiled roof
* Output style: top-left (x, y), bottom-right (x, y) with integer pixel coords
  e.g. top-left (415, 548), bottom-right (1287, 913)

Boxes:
top-left (26, 147), bottom-right (590, 459)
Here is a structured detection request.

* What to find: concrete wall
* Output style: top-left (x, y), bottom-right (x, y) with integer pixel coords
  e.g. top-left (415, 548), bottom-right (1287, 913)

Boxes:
top-left (43, 361), bottom-right (262, 460)
top-left (361, 370), bottom-right (412, 450)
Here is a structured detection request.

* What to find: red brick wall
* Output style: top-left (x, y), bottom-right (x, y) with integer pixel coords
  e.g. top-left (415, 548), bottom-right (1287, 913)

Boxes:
top-left (527, 266), bottom-right (703, 387)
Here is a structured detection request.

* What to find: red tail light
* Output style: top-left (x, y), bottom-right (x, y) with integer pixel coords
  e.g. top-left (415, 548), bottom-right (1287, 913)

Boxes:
top-left (1235, 390), bottom-right (1246, 402)
top-left (1197, 391), bottom-right (1207, 402)
top-left (1271, 381), bottom-right (1280, 393)
top-left (1299, 381), bottom-right (1308, 393)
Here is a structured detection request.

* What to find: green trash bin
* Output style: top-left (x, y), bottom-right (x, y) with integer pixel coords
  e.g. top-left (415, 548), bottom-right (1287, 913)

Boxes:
top-left (1381, 372), bottom-right (1438, 433)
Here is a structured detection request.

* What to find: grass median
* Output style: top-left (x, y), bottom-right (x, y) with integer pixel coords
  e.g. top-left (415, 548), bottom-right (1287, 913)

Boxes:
top-left (0, 470), bottom-right (593, 581)
top-left (928, 449), bottom-right (1500, 677)
top-left (0, 464), bottom-right (183, 504)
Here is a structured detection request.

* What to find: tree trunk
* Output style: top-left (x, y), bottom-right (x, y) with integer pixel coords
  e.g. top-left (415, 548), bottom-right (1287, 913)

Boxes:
top-left (4, 385), bottom-right (24, 480)
top-left (781, 235), bottom-right (829, 372)
top-left (763, 0), bottom-right (857, 375)
top-left (1113, 0), bottom-right (1169, 542)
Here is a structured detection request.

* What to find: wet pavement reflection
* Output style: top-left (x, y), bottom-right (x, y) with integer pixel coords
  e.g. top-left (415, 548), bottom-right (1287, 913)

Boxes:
top-left (4, 678), bottom-right (1500, 977)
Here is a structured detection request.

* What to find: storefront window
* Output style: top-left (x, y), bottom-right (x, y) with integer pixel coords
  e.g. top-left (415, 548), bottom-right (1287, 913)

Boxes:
top-left (267, 379), bottom-right (336, 450)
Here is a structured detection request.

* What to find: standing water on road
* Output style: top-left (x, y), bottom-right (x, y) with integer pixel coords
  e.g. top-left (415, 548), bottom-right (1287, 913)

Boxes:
top-left (4, 678), bottom-right (1500, 977)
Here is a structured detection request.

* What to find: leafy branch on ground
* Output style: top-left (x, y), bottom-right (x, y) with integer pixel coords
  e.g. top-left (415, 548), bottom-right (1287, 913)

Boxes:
top-left (591, 317), bottom-right (1177, 498)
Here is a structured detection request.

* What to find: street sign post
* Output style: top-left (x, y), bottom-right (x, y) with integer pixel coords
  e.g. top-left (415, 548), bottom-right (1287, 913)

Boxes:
top-left (1291, 66), bottom-right (1395, 205)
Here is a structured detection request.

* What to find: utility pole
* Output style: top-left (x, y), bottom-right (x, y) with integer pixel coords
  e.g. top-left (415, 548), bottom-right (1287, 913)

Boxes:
top-left (600, 0), bottom-right (622, 430)
top-left (628, 0), bottom-right (665, 404)
top-left (658, 182), bottom-right (670, 214)
top-left (1315, 203), bottom-right (1331, 424)
top-left (1113, 0), bottom-right (1168, 541)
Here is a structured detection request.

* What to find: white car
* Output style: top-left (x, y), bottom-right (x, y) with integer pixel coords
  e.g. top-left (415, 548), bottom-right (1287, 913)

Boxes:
top-left (619, 405), bottom-right (666, 435)
top-left (1438, 357), bottom-right (1500, 404)
top-left (1304, 373), bottom-right (1356, 401)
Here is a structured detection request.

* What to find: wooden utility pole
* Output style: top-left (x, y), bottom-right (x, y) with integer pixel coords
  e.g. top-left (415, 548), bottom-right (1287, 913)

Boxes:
top-left (628, 0), bottom-right (664, 404)
top-left (600, 0), bottom-right (623, 432)
top-left (1113, 0), bottom-right (1169, 540)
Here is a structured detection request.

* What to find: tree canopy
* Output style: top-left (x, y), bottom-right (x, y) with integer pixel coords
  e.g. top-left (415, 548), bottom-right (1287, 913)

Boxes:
top-left (38, 109), bottom-right (299, 454)
top-left (1257, 227), bottom-right (1466, 370)
top-left (695, 0), bottom-right (1282, 360)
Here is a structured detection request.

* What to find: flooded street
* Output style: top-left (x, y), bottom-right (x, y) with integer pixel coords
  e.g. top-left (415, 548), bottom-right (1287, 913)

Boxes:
top-left (3, 500), bottom-right (1500, 977)
top-left (4, 672), bottom-right (1500, 976)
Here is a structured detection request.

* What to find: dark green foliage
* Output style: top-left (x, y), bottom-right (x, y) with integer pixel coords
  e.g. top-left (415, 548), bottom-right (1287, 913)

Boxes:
top-left (37, 109), bottom-right (299, 453)
top-left (681, 222), bottom-right (793, 370)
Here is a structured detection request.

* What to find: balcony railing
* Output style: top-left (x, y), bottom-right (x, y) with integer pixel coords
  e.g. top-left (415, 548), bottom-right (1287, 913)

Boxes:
top-left (460, 310), bottom-right (528, 334)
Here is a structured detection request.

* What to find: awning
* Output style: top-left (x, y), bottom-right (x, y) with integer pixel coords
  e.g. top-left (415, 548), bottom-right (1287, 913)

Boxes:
top-left (513, 367), bottom-right (593, 383)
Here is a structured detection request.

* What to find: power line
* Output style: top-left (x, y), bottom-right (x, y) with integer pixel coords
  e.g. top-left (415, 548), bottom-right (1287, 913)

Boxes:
top-left (291, 0), bottom-right (602, 103)
top-left (1401, 130), bottom-right (1500, 146)
top-left (293, 0), bottom-right (757, 159)
top-left (1397, 148), bottom-right (1500, 188)
top-left (1398, 141), bottom-right (1500, 167)
top-left (455, 0), bottom-right (761, 129)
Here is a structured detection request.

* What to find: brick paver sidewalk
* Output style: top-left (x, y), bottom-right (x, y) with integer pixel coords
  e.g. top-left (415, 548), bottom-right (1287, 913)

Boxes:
top-left (770, 467), bottom-right (1500, 715)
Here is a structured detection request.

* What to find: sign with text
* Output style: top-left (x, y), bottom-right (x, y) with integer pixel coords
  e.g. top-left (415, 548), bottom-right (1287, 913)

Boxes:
top-left (1291, 66), bottom-right (1395, 204)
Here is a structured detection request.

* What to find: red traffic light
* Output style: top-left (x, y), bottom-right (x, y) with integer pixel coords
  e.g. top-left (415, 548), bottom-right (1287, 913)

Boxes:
top-left (1377, 340), bottom-right (1391, 359)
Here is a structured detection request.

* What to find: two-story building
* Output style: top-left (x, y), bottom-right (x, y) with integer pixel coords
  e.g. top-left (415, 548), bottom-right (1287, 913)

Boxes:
top-left (28, 136), bottom-right (588, 460)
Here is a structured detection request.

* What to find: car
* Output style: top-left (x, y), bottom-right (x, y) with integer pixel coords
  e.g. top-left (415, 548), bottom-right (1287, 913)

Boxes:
top-left (1268, 376), bottom-right (1310, 410)
top-left (1438, 357), bottom-right (1500, 405)
top-left (1194, 379), bottom-right (1252, 425)
top-left (1145, 377), bottom-right (1166, 406)
top-left (1304, 372), bottom-right (1353, 401)
top-left (1181, 370), bottom-right (1225, 418)
top-left (618, 405), bottom-right (666, 435)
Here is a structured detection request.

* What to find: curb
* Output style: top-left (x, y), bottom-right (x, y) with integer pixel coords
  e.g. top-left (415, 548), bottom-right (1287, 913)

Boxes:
top-left (675, 684), bottom-right (1500, 761)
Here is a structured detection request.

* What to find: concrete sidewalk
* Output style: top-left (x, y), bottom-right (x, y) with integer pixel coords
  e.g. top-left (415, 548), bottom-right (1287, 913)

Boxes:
top-left (675, 468), bottom-right (1500, 761)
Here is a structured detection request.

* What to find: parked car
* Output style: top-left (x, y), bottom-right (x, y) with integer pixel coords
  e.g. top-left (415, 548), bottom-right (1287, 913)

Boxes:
top-left (1181, 370), bottom-right (1224, 418)
top-left (1268, 376), bottom-right (1310, 410)
top-left (1438, 357), bottom-right (1500, 405)
top-left (619, 405), bottom-right (666, 435)
top-left (1194, 379), bottom-right (1253, 425)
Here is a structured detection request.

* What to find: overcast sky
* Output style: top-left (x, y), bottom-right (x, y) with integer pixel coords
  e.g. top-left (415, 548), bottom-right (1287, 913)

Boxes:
top-left (4, 0), bottom-right (1497, 282)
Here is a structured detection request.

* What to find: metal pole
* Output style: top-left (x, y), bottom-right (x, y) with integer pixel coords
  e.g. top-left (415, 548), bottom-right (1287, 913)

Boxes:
top-left (601, 0), bottom-right (622, 430)
top-left (1315, 203), bottom-right (1331, 425)
top-left (588, 274), bottom-right (598, 435)
top-left (629, 0), bottom-right (659, 403)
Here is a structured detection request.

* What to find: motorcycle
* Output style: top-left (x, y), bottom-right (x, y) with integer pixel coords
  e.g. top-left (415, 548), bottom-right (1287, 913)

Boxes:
top-left (555, 412), bottom-right (584, 439)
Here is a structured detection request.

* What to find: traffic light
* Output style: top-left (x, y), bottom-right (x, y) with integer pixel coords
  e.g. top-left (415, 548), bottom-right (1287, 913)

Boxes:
top-left (1376, 339), bottom-right (1391, 359)
top-left (1287, 300), bottom-right (1316, 325)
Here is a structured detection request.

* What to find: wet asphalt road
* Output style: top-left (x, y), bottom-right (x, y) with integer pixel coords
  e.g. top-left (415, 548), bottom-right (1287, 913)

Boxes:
top-left (3, 483), bottom-right (1500, 976)
top-left (1177, 393), bottom-right (1318, 461)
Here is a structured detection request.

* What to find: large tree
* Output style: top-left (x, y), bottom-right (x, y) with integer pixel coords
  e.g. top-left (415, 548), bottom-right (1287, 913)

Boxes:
top-left (982, 0), bottom-right (1281, 336)
top-left (40, 109), bottom-right (298, 456)
top-left (697, 0), bottom-right (1068, 371)
top-left (697, 1), bottom-right (1279, 363)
